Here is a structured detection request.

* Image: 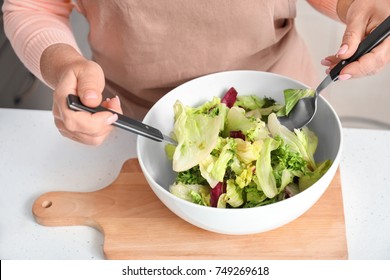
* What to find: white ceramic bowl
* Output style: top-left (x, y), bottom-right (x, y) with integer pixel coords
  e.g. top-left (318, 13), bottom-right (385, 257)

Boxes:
top-left (137, 70), bottom-right (343, 235)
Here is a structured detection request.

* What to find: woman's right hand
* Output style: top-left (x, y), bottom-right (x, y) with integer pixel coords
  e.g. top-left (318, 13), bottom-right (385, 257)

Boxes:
top-left (41, 44), bottom-right (122, 146)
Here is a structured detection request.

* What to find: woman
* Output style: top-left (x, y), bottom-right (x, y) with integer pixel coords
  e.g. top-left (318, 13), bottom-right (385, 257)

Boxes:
top-left (3, 0), bottom-right (390, 145)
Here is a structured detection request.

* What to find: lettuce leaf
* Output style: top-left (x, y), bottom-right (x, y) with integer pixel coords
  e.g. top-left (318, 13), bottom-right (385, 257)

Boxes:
top-left (172, 100), bottom-right (223, 172)
top-left (267, 113), bottom-right (317, 170)
top-left (234, 138), bottom-right (262, 164)
top-left (279, 88), bottom-right (316, 116)
top-left (225, 179), bottom-right (244, 207)
top-left (234, 95), bottom-right (274, 110)
top-left (254, 137), bottom-right (281, 198)
top-left (299, 160), bottom-right (332, 191)
top-left (176, 165), bottom-right (208, 185)
top-left (198, 154), bottom-right (219, 188)
top-left (224, 106), bottom-right (269, 142)
top-left (210, 138), bottom-right (236, 182)
top-left (169, 183), bottom-right (210, 206)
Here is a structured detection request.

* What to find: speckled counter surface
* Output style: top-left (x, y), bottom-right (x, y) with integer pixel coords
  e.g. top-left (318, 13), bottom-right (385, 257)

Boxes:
top-left (339, 129), bottom-right (390, 259)
top-left (1, 108), bottom-right (389, 259)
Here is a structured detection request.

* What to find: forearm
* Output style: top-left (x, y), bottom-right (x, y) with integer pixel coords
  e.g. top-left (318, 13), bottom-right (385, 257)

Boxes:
top-left (2, 0), bottom-right (81, 86)
top-left (306, 0), bottom-right (353, 22)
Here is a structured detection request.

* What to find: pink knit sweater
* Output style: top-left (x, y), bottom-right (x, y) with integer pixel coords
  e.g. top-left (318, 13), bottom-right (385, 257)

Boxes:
top-left (2, 0), bottom-right (339, 117)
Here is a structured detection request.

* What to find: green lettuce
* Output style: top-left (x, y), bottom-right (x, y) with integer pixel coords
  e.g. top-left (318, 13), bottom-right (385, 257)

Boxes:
top-left (210, 138), bottom-right (236, 182)
top-left (167, 90), bottom-right (331, 209)
top-left (224, 106), bottom-right (269, 141)
top-left (176, 165), bottom-right (208, 185)
top-left (172, 100), bottom-right (224, 172)
top-left (198, 154), bottom-right (219, 188)
top-left (197, 138), bottom-right (237, 187)
top-left (234, 95), bottom-right (275, 110)
top-left (234, 138), bottom-right (262, 164)
top-left (244, 184), bottom-right (277, 208)
top-left (299, 160), bottom-right (332, 191)
top-left (267, 113), bottom-right (317, 170)
top-left (235, 164), bottom-right (255, 189)
top-left (225, 179), bottom-right (244, 207)
top-left (169, 183), bottom-right (210, 206)
top-left (270, 141), bottom-right (306, 193)
top-left (278, 88), bottom-right (316, 116)
top-left (254, 137), bottom-right (281, 198)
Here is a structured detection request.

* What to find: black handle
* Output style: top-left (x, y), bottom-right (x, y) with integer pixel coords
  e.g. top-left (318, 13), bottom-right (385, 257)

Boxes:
top-left (66, 94), bottom-right (164, 142)
top-left (330, 15), bottom-right (390, 80)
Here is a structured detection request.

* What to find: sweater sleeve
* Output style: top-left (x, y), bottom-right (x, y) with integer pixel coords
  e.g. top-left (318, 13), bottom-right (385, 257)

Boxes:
top-left (2, 0), bottom-right (82, 83)
top-left (306, 0), bottom-right (340, 21)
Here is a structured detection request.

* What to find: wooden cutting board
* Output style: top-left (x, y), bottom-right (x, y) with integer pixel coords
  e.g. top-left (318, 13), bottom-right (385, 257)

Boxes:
top-left (32, 158), bottom-right (348, 260)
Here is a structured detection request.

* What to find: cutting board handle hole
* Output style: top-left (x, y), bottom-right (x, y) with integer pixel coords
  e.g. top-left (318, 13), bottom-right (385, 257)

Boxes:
top-left (41, 200), bottom-right (52, 208)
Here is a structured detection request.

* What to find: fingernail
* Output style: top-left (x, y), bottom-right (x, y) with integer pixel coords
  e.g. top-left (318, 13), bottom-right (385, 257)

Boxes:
top-left (321, 59), bottom-right (332, 66)
top-left (336, 44), bottom-right (348, 57)
top-left (83, 90), bottom-right (98, 99)
top-left (106, 114), bottom-right (118, 124)
top-left (115, 95), bottom-right (121, 106)
top-left (338, 74), bottom-right (352, 81)
top-left (325, 68), bottom-right (330, 75)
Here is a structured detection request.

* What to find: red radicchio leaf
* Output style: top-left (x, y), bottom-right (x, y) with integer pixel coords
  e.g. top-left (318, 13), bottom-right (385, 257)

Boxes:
top-left (221, 87), bottom-right (238, 108)
top-left (230, 130), bottom-right (245, 140)
top-left (210, 182), bottom-right (226, 207)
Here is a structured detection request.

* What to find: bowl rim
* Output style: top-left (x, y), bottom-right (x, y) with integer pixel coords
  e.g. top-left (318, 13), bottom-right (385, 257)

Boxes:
top-left (136, 70), bottom-right (343, 212)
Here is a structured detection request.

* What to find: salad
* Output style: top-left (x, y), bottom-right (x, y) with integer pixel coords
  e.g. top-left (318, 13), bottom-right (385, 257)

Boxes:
top-left (164, 87), bottom-right (331, 208)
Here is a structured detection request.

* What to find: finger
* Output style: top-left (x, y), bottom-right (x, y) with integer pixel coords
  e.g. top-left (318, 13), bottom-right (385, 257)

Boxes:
top-left (76, 61), bottom-right (105, 108)
top-left (59, 127), bottom-right (109, 146)
top-left (321, 56), bottom-right (341, 67)
top-left (68, 130), bottom-right (110, 146)
top-left (62, 110), bottom-right (118, 136)
top-left (54, 118), bottom-right (81, 142)
top-left (336, 16), bottom-right (367, 59)
top-left (54, 92), bottom-right (118, 140)
top-left (55, 115), bottom-right (114, 146)
top-left (320, 56), bottom-right (341, 75)
top-left (55, 78), bottom-right (118, 136)
top-left (102, 96), bottom-right (123, 114)
top-left (337, 35), bottom-right (390, 79)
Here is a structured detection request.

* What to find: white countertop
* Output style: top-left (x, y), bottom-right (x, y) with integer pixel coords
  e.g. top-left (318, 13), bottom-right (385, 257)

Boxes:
top-left (1, 108), bottom-right (390, 260)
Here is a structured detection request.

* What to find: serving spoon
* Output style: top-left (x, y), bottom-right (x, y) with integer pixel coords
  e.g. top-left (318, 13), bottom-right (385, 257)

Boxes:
top-left (67, 94), bottom-right (177, 145)
top-left (278, 15), bottom-right (390, 130)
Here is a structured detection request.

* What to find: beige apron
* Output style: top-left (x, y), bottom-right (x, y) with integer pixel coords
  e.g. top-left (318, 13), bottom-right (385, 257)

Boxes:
top-left (76, 0), bottom-right (317, 119)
